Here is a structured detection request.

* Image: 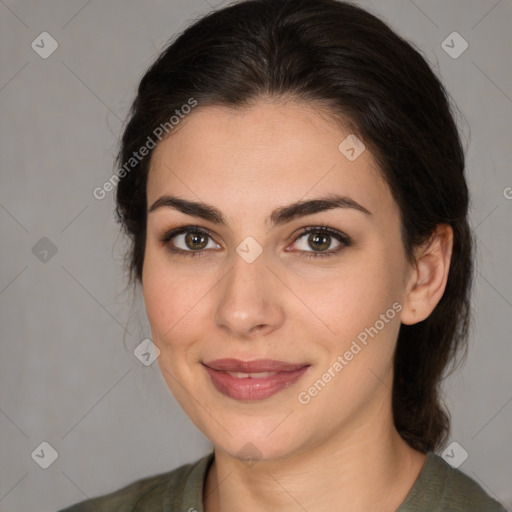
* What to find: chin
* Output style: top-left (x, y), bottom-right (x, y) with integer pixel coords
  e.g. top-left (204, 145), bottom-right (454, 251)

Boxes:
top-left (202, 412), bottom-right (309, 463)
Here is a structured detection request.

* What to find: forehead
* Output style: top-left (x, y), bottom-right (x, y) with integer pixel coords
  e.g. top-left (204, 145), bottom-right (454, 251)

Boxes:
top-left (147, 100), bottom-right (395, 223)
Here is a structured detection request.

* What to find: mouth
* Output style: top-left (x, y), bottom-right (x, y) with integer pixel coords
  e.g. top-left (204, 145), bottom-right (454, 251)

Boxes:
top-left (202, 358), bottom-right (310, 401)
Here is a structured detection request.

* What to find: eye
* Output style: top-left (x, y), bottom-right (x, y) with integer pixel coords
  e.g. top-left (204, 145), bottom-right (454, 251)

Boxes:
top-left (160, 226), bottom-right (220, 258)
top-left (289, 226), bottom-right (352, 258)
top-left (159, 224), bottom-right (352, 260)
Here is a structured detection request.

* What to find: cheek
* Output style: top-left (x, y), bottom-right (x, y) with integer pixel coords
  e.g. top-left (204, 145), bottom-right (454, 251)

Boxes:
top-left (299, 253), bottom-right (399, 340)
top-left (142, 256), bottom-right (172, 339)
top-left (141, 248), bottom-right (218, 366)
top-left (298, 256), bottom-right (404, 400)
top-left (142, 249), bottom-right (195, 343)
top-left (295, 260), bottom-right (402, 412)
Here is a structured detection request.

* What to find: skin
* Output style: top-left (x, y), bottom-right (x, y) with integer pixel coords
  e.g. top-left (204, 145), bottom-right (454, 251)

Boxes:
top-left (142, 97), bottom-right (453, 512)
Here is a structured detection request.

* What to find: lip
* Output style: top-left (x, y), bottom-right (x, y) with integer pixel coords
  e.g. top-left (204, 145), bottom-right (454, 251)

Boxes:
top-left (202, 358), bottom-right (310, 401)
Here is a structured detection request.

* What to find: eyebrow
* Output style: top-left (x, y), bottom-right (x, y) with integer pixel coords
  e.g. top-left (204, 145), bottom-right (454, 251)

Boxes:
top-left (148, 193), bottom-right (372, 227)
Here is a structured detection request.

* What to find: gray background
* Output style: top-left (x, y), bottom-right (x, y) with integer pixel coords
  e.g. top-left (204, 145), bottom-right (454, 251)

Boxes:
top-left (0, 0), bottom-right (511, 510)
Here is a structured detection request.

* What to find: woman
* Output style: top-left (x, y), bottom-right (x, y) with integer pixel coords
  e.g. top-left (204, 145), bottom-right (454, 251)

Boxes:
top-left (60, 0), bottom-right (507, 510)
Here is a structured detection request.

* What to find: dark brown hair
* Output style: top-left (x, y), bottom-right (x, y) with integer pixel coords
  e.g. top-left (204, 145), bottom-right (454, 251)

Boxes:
top-left (115, 0), bottom-right (473, 453)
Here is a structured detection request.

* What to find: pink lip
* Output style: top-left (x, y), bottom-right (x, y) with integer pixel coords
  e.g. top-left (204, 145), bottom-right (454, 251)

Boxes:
top-left (202, 358), bottom-right (310, 401)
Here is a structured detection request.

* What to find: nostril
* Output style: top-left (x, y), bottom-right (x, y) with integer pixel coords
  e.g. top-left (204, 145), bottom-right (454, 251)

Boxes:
top-left (252, 324), bottom-right (267, 333)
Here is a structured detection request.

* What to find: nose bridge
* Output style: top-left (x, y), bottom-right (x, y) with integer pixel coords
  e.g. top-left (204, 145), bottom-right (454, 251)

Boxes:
top-left (214, 247), bottom-right (283, 337)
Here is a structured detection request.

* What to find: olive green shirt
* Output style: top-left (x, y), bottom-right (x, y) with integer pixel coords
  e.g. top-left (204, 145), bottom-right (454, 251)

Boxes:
top-left (59, 451), bottom-right (508, 511)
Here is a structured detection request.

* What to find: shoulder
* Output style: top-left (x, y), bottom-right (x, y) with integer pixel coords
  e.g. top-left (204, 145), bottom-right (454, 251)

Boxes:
top-left (58, 453), bottom-right (213, 512)
top-left (400, 451), bottom-right (508, 512)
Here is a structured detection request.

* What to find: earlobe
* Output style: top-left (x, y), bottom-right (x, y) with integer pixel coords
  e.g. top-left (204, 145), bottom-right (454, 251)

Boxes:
top-left (400, 224), bottom-right (453, 325)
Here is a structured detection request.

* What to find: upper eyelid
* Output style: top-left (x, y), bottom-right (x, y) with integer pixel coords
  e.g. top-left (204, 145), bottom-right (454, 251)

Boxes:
top-left (160, 225), bottom-right (217, 246)
top-left (162, 225), bottom-right (349, 249)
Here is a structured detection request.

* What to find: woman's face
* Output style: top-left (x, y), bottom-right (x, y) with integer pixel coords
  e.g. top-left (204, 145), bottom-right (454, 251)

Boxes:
top-left (142, 98), bottom-right (416, 461)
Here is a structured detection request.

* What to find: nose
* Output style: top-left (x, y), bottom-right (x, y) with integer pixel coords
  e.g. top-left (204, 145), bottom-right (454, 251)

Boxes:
top-left (213, 249), bottom-right (285, 340)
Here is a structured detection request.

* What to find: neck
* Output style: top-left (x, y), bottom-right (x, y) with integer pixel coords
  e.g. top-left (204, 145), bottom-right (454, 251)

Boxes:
top-left (203, 400), bottom-right (427, 512)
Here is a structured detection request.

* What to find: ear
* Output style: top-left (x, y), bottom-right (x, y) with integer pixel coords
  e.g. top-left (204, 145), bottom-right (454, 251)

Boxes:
top-left (400, 224), bottom-right (453, 325)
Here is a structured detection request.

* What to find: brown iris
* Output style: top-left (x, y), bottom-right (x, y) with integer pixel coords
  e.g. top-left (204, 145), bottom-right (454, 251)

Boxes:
top-left (185, 231), bottom-right (208, 250)
top-left (308, 232), bottom-right (330, 251)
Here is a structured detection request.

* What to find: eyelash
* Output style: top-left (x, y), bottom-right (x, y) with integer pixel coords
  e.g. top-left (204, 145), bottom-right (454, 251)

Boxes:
top-left (159, 225), bottom-right (352, 260)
